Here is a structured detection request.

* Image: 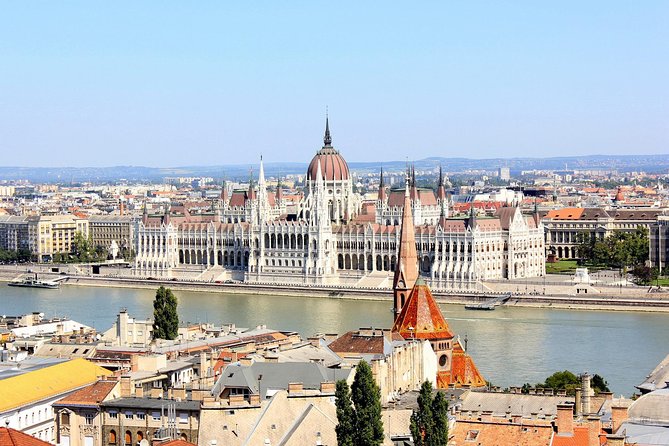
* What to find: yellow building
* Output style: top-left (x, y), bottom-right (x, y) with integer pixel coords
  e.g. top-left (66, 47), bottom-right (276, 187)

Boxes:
top-left (0, 358), bottom-right (113, 443)
top-left (28, 215), bottom-right (89, 262)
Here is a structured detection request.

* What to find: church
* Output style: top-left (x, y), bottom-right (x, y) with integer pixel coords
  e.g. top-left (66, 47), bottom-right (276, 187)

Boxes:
top-left (133, 118), bottom-right (545, 290)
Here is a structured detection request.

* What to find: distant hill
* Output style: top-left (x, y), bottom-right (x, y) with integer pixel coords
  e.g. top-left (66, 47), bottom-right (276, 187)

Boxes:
top-left (0, 154), bottom-right (667, 183)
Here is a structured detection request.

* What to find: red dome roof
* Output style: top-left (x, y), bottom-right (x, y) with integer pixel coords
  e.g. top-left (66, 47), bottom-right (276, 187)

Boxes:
top-left (307, 147), bottom-right (350, 182)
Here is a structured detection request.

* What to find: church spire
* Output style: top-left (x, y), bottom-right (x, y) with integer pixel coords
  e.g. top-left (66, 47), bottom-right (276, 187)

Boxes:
top-left (378, 168), bottom-right (387, 201)
top-left (393, 173), bottom-right (419, 322)
top-left (323, 111), bottom-right (332, 147)
top-left (437, 165), bottom-right (447, 200)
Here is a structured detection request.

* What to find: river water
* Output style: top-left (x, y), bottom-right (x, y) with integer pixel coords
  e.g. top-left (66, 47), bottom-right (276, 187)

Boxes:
top-left (1, 283), bottom-right (667, 395)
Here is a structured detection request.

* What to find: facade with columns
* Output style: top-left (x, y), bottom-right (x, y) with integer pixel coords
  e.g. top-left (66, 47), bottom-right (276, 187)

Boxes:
top-left (133, 121), bottom-right (545, 288)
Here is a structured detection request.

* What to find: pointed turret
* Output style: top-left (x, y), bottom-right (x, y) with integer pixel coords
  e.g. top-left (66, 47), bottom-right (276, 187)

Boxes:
top-left (323, 114), bottom-right (332, 147)
top-left (247, 170), bottom-right (256, 201)
top-left (466, 204), bottom-right (477, 230)
top-left (437, 165), bottom-right (447, 200)
top-left (220, 180), bottom-right (229, 203)
top-left (276, 177), bottom-right (283, 204)
top-left (393, 175), bottom-right (419, 321)
top-left (438, 204), bottom-right (448, 229)
top-left (258, 156), bottom-right (266, 188)
top-left (142, 200), bottom-right (148, 224)
top-left (378, 168), bottom-right (387, 201)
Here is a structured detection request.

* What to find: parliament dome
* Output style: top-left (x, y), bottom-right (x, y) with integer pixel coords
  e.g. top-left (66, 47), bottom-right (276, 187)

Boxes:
top-left (306, 117), bottom-right (350, 182)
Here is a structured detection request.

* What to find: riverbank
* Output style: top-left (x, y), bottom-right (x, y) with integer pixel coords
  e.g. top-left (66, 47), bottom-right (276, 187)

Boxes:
top-left (3, 267), bottom-right (669, 313)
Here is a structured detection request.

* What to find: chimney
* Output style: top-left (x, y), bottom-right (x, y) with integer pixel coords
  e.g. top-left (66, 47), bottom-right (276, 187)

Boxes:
top-left (200, 351), bottom-right (208, 378)
top-left (249, 393), bottom-right (261, 406)
top-left (586, 415), bottom-right (600, 446)
top-left (556, 404), bottom-right (574, 436)
top-left (320, 381), bottom-right (335, 394)
top-left (173, 387), bottom-right (186, 400)
top-left (191, 388), bottom-right (207, 401)
top-left (581, 373), bottom-right (592, 415)
top-left (120, 376), bottom-right (133, 397)
top-left (135, 385), bottom-right (144, 398)
top-left (480, 411), bottom-right (493, 422)
top-left (288, 382), bottom-right (304, 394)
top-left (605, 434), bottom-right (626, 446)
top-left (511, 414), bottom-right (522, 424)
top-left (130, 354), bottom-right (139, 372)
top-left (575, 388), bottom-right (582, 416)
top-left (611, 403), bottom-right (628, 433)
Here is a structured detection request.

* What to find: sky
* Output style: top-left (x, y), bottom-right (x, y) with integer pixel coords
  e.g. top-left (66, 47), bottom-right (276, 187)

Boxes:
top-left (0, 1), bottom-right (667, 167)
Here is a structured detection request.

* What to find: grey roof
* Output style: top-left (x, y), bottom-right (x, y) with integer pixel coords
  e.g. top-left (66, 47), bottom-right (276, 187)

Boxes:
top-left (153, 327), bottom-right (279, 354)
top-left (458, 391), bottom-right (574, 418)
top-left (617, 422), bottom-right (669, 445)
top-left (101, 397), bottom-right (200, 411)
top-left (628, 388), bottom-right (669, 425)
top-left (211, 362), bottom-right (353, 399)
top-left (637, 352), bottom-right (669, 393)
top-left (0, 357), bottom-right (69, 380)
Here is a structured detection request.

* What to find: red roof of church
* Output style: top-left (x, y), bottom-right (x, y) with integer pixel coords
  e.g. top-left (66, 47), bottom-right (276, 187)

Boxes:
top-left (448, 340), bottom-right (486, 387)
top-left (392, 277), bottom-right (454, 340)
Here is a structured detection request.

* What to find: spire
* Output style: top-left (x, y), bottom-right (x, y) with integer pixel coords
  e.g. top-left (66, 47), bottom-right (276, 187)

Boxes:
top-left (220, 180), bottom-right (229, 202)
top-left (247, 168), bottom-right (256, 201)
top-left (258, 155), bottom-right (266, 187)
top-left (378, 168), bottom-right (387, 201)
top-left (438, 203), bottom-right (447, 229)
top-left (276, 177), bottom-right (283, 203)
top-left (467, 204), bottom-right (477, 230)
top-left (437, 165), bottom-right (447, 200)
top-left (393, 172), bottom-right (419, 321)
top-left (323, 111), bottom-right (332, 147)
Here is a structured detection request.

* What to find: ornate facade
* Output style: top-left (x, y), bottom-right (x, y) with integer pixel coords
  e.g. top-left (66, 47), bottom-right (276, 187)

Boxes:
top-left (133, 120), bottom-right (546, 288)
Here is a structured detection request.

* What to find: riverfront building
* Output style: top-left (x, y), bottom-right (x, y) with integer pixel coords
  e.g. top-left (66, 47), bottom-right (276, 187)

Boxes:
top-left (133, 120), bottom-right (546, 289)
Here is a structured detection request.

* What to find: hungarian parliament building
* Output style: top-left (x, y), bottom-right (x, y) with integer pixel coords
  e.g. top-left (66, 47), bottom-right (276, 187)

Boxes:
top-left (133, 121), bottom-right (546, 290)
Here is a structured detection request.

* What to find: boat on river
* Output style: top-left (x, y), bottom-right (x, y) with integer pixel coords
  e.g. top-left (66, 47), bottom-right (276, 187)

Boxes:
top-left (8, 274), bottom-right (60, 289)
top-left (464, 292), bottom-right (512, 311)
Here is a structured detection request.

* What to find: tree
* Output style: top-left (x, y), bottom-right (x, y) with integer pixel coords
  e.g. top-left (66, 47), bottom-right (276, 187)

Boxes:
top-left (410, 380), bottom-right (449, 446)
top-left (591, 374), bottom-right (610, 393)
top-left (335, 360), bottom-right (384, 446)
top-left (335, 380), bottom-right (356, 446)
top-left (410, 381), bottom-right (434, 446)
top-left (351, 360), bottom-right (384, 446)
top-left (152, 286), bottom-right (179, 340)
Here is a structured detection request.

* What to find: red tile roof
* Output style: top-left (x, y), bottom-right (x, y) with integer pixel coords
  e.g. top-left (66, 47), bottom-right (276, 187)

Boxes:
top-left (449, 418), bottom-right (553, 446)
top-left (0, 428), bottom-right (53, 446)
top-left (156, 440), bottom-right (197, 446)
top-left (54, 380), bottom-right (118, 407)
top-left (392, 278), bottom-right (454, 341)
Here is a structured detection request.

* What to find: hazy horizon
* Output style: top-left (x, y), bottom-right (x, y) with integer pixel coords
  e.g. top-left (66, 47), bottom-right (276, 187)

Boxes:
top-left (1, 2), bottom-right (667, 167)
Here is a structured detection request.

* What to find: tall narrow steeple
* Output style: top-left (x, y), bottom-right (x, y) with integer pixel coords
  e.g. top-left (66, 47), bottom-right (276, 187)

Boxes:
top-left (378, 168), bottom-right (387, 201)
top-left (393, 174), bottom-right (419, 322)
top-left (323, 112), bottom-right (332, 147)
top-left (437, 165), bottom-right (447, 200)
top-left (258, 155), bottom-right (266, 188)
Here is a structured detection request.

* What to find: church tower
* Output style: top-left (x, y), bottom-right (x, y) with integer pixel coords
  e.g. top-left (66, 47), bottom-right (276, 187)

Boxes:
top-left (392, 175), bottom-right (419, 321)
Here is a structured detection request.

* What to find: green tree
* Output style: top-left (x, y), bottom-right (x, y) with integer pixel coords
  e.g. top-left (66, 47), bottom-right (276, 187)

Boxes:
top-left (152, 286), bottom-right (179, 340)
top-left (410, 380), bottom-right (449, 446)
top-left (410, 381), bottom-right (434, 446)
top-left (543, 370), bottom-right (580, 393)
top-left (351, 360), bottom-right (384, 446)
top-left (335, 380), bottom-right (356, 446)
top-left (431, 391), bottom-right (449, 446)
top-left (591, 374), bottom-right (610, 393)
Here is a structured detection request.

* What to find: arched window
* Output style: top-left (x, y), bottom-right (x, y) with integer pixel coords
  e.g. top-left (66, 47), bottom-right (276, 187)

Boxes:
top-left (125, 431), bottom-right (132, 446)
top-left (109, 430), bottom-right (117, 444)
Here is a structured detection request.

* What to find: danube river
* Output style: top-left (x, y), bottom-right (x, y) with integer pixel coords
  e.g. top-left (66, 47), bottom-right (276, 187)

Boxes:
top-left (2, 283), bottom-right (668, 395)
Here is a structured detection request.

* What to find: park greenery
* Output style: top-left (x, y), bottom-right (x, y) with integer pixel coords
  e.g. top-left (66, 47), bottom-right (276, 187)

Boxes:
top-left (335, 360), bottom-right (384, 446)
top-left (0, 248), bottom-right (32, 263)
top-left (410, 380), bottom-right (449, 446)
top-left (575, 227), bottom-right (657, 284)
top-left (152, 286), bottom-right (179, 340)
top-left (521, 370), bottom-right (610, 396)
top-left (52, 231), bottom-right (107, 263)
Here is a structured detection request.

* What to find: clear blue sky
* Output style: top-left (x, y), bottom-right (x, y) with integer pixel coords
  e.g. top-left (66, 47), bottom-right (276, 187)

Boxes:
top-left (1, 1), bottom-right (667, 167)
